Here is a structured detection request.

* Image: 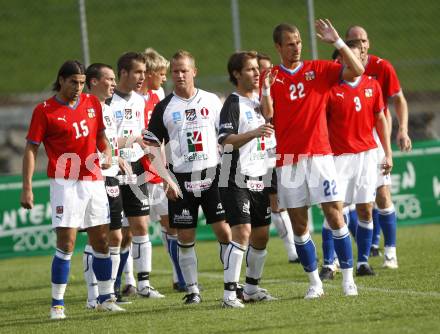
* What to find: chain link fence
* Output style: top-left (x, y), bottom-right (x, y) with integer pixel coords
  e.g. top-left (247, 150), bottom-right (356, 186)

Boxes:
top-left (0, 0), bottom-right (439, 173)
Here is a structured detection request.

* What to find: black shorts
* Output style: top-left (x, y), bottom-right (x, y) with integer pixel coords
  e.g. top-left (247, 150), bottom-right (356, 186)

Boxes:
top-left (220, 181), bottom-right (271, 228)
top-left (267, 169), bottom-right (277, 194)
top-left (120, 160), bottom-right (150, 217)
top-left (169, 165), bottom-right (226, 229)
top-left (105, 176), bottom-right (123, 230)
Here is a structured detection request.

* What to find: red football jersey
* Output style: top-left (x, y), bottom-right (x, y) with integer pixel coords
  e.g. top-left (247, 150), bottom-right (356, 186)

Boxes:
top-left (327, 76), bottom-right (384, 155)
top-left (364, 54), bottom-right (401, 109)
top-left (141, 90), bottom-right (162, 184)
top-left (271, 61), bottom-right (343, 166)
top-left (26, 93), bottom-right (104, 180)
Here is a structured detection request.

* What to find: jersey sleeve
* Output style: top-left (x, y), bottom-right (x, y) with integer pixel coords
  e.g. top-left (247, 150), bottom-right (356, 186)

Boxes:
top-left (383, 60), bottom-right (402, 98)
top-left (144, 99), bottom-right (169, 145)
top-left (321, 60), bottom-right (343, 86)
top-left (373, 81), bottom-right (385, 114)
top-left (218, 95), bottom-right (240, 144)
top-left (26, 104), bottom-right (47, 145)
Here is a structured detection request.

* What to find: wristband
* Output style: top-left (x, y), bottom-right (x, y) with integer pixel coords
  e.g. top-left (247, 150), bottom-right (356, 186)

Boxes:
top-left (333, 38), bottom-right (346, 50)
top-left (262, 87), bottom-right (270, 97)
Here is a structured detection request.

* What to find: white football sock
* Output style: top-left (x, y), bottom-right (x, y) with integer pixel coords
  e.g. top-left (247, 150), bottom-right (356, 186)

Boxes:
top-left (109, 246), bottom-right (120, 285)
top-left (223, 241), bottom-right (246, 300)
top-left (132, 235), bottom-right (152, 290)
top-left (123, 247), bottom-right (136, 287)
top-left (272, 211), bottom-right (298, 260)
top-left (245, 246), bottom-right (267, 294)
top-left (83, 244), bottom-right (98, 302)
top-left (178, 241), bottom-right (199, 294)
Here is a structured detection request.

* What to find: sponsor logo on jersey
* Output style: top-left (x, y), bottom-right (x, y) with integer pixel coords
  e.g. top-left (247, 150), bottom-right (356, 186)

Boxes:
top-left (57, 115), bottom-right (67, 123)
top-left (124, 109), bottom-right (133, 119)
top-left (305, 70), bottom-right (315, 81)
top-left (185, 109), bottom-right (197, 121)
top-left (104, 116), bottom-right (112, 127)
top-left (275, 78), bottom-right (284, 84)
top-left (200, 107), bottom-right (209, 118)
top-left (115, 110), bottom-right (123, 120)
top-left (336, 92), bottom-right (344, 99)
top-left (56, 206), bottom-right (63, 214)
top-left (257, 137), bottom-right (265, 151)
top-left (364, 88), bottom-right (373, 97)
top-left (136, 110), bottom-right (141, 119)
top-left (172, 111), bottom-right (182, 123)
top-left (186, 131), bottom-right (204, 152)
top-left (123, 129), bottom-right (133, 137)
top-left (87, 108), bottom-right (96, 118)
top-left (220, 122), bottom-right (233, 130)
top-left (245, 111), bottom-right (253, 121)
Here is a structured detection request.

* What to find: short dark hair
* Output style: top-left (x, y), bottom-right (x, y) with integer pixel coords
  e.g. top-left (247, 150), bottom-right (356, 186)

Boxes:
top-left (116, 52), bottom-right (145, 78)
top-left (52, 60), bottom-right (85, 91)
top-left (257, 52), bottom-right (271, 63)
top-left (273, 23), bottom-right (299, 44)
top-left (85, 63), bottom-right (113, 89)
top-left (227, 51), bottom-right (258, 86)
top-left (332, 39), bottom-right (362, 60)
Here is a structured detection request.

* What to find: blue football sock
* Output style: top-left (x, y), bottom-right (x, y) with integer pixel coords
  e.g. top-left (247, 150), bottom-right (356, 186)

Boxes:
top-left (356, 220), bottom-right (373, 263)
top-left (294, 233), bottom-right (318, 272)
top-left (167, 234), bottom-right (186, 289)
top-left (372, 208), bottom-right (381, 247)
top-left (332, 225), bottom-right (353, 269)
top-left (321, 224), bottom-right (335, 266)
top-left (378, 206), bottom-right (397, 247)
top-left (93, 252), bottom-right (112, 303)
top-left (348, 208), bottom-right (358, 238)
top-left (51, 248), bottom-right (71, 307)
top-left (115, 248), bottom-right (130, 290)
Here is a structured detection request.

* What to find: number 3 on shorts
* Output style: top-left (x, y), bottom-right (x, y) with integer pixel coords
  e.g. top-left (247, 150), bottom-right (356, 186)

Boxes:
top-left (323, 179), bottom-right (338, 197)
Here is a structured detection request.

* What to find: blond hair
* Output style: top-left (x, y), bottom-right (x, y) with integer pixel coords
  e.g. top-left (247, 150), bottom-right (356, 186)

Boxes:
top-left (143, 48), bottom-right (169, 73)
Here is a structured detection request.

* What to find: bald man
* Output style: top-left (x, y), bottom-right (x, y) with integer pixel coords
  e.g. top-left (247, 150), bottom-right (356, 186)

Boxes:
top-left (345, 25), bottom-right (411, 269)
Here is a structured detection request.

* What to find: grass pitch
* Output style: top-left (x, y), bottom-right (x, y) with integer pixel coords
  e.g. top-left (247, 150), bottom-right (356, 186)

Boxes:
top-left (1, 224), bottom-right (439, 334)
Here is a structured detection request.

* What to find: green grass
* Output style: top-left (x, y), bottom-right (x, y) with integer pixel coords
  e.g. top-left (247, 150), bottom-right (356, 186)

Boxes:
top-left (1, 224), bottom-right (439, 333)
top-left (0, 0), bottom-right (439, 94)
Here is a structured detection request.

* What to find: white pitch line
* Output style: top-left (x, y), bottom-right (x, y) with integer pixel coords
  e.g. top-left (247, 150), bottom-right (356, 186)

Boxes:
top-left (155, 269), bottom-right (440, 298)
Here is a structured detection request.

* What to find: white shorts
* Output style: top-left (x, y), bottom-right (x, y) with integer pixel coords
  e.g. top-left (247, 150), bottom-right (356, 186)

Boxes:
top-left (276, 155), bottom-right (343, 209)
top-left (147, 182), bottom-right (168, 222)
top-left (50, 179), bottom-right (109, 229)
top-left (373, 129), bottom-right (392, 188)
top-left (334, 149), bottom-right (378, 205)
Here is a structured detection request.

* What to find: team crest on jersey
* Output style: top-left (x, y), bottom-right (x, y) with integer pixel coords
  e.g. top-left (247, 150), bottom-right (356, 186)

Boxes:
top-left (135, 110), bottom-right (141, 119)
top-left (364, 88), bottom-right (373, 98)
top-left (185, 109), bottom-right (197, 121)
top-left (200, 107), bottom-right (209, 118)
top-left (124, 109), bottom-right (133, 119)
top-left (87, 108), bottom-right (96, 118)
top-left (172, 111), bottom-right (182, 123)
top-left (104, 116), bottom-right (112, 127)
top-left (56, 206), bottom-right (63, 214)
top-left (305, 70), bottom-right (315, 81)
top-left (115, 110), bottom-right (123, 120)
top-left (186, 131), bottom-right (203, 152)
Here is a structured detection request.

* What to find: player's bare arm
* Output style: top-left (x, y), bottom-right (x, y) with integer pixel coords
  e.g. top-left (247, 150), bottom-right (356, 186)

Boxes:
top-left (315, 19), bottom-right (364, 80)
top-left (260, 68), bottom-right (278, 120)
top-left (393, 91), bottom-right (412, 152)
top-left (221, 123), bottom-right (274, 150)
top-left (375, 111), bottom-right (393, 175)
top-left (142, 138), bottom-right (182, 200)
top-left (20, 142), bottom-right (39, 209)
top-left (97, 130), bottom-right (112, 169)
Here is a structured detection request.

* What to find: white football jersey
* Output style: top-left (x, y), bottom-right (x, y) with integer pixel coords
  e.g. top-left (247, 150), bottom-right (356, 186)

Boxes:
top-left (218, 93), bottom-right (276, 178)
top-left (145, 89), bottom-right (221, 173)
top-left (101, 104), bottom-right (120, 177)
top-left (108, 91), bottom-right (145, 162)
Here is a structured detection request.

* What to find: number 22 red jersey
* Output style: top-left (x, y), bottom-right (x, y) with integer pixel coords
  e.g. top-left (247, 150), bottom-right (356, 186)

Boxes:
top-left (26, 93), bottom-right (104, 180)
top-left (327, 75), bottom-right (384, 155)
top-left (271, 60), bottom-right (342, 166)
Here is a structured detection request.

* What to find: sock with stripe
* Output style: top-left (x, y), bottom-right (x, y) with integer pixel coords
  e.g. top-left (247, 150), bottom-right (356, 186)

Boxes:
top-left (92, 250), bottom-right (112, 304)
top-left (83, 244), bottom-right (98, 303)
top-left (356, 220), bottom-right (373, 265)
top-left (132, 235), bottom-right (152, 290)
top-left (51, 248), bottom-right (72, 307)
top-left (223, 241), bottom-right (246, 299)
top-left (178, 241), bottom-right (199, 294)
top-left (244, 245), bottom-right (267, 295)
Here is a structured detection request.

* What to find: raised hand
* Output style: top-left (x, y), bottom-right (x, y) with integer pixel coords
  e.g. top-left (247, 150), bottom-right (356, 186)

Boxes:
top-left (315, 18), bottom-right (340, 43)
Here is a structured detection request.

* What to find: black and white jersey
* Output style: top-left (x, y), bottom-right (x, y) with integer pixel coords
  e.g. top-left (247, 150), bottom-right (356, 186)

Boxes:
top-left (107, 91), bottom-right (145, 162)
top-left (145, 89), bottom-right (222, 173)
top-left (101, 104), bottom-right (120, 177)
top-left (218, 93), bottom-right (276, 180)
